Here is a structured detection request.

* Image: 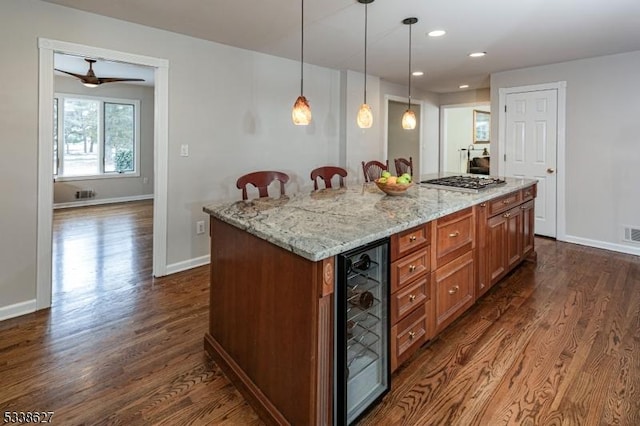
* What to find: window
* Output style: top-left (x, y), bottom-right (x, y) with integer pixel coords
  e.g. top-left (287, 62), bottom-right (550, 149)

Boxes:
top-left (54, 93), bottom-right (140, 180)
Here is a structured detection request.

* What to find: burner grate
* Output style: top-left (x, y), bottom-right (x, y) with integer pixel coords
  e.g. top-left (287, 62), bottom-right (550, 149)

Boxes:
top-left (420, 175), bottom-right (506, 192)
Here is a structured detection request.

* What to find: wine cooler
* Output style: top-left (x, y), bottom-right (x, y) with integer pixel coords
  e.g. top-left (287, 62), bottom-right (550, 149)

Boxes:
top-left (335, 238), bottom-right (390, 425)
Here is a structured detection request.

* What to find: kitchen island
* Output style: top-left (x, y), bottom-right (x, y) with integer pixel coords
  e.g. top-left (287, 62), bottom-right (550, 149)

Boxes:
top-left (203, 176), bottom-right (537, 425)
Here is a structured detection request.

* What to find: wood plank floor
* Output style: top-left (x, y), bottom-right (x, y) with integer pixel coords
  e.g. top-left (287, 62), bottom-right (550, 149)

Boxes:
top-left (1, 201), bottom-right (639, 425)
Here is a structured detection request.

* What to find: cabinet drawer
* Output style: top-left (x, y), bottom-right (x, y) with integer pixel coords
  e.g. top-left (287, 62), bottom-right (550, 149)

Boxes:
top-left (435, 251), bottom-right (475, 333)
top-left (435, 207), bottom-right (474, 266)
top-left (391, 223), bottom-right (430, 261)
top-left (391, 247), bottom-right (430, 293)
top-left (391, 274), bottom-right (430, 324)
top-left (521, 184), bottom-right (536, 202)
top-left (391, 303), bottom-right (427, 372)
top-left (487, 191), bottom-right (522, 216)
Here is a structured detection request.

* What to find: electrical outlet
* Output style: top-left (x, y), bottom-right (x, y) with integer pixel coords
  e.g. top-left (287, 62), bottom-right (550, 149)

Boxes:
top-left (143, 177), bottom-right (149, 184)
top-left (180, 144), bottom-right (189, 157)
top-left (196, 220), bottom-right (205, 235)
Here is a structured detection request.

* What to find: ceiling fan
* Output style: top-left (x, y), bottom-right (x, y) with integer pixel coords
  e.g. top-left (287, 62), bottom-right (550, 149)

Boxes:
top-left (54, 58), bottom-right (145, 87)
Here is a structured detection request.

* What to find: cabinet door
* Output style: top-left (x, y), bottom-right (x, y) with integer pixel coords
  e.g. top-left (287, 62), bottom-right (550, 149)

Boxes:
top-left (505, 206), bottom-right (523, 270)
top-left (521, 200), bottom-right (535, 257)
top-left (434, 251), bottom-right (475, 334)
top-left (487, 213), bottom-right (507, 285)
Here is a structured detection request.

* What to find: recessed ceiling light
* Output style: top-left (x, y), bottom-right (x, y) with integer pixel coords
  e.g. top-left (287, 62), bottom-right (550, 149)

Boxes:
top-left (428, 30), bottom-right (446, 37)
top-left (459, 84), bottom-right (469, 89)
top-left (412, 71), bottom-right (424, 76)
top-left (468, 52), bottom-right (486, 58)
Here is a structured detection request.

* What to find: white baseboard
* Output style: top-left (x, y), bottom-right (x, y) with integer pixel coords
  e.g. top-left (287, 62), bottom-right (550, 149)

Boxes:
top-left (165, 254), bottom-right (211, 275)
top-left (561, 235), bottom-right (640, 257)
top-left (54, 194), bottom-right (154, 209)
top-left (0, 299), bottom-right (37, 322)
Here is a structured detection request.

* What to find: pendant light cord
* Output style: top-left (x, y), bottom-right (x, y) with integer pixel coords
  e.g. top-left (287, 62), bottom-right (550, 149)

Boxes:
top-left (300, 0), bottom-right (304, 96)
top-left (407, 21), bottom-right (412, 110)
top-left (363, 2), bottom-right (368, 104)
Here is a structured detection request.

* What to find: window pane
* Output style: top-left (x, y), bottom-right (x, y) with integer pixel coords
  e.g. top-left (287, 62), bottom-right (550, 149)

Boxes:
top-left (104, 102), bottom-right (135, 173)
top-left (62, 98), bottom-right (99, 176)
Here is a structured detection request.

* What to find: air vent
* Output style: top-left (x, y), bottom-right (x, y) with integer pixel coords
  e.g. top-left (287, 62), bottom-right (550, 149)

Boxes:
top-left (623, 226), bottom-right (640, 244)
top-left (75, 189), bottom-right (95, 199)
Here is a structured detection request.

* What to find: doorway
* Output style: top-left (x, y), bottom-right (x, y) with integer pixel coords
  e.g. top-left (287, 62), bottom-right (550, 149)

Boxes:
top-left (439, 103), bottom-right (490, 174)
top-left (37, 39), bottom-right (170, 310)
top-left (498, 81), bottom-right (567, 240)
top-left (385, 96), bottom-right (422, 177)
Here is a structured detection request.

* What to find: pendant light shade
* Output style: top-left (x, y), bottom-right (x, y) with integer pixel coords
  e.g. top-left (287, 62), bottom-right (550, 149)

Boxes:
top-left (401, 109), bottom-right (416, 129)
top-left (357, 0), bottom-right (374, 129)
top-left (292, 0), bottom-right (311, 125)
top-left (292, 95), bottom-right (312, 125)
top-left (402, 17), bottom-right (418, 130)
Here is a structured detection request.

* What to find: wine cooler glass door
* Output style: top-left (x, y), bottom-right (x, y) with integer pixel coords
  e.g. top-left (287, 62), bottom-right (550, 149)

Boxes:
top-left (336, 238), bottom-right (390, 425)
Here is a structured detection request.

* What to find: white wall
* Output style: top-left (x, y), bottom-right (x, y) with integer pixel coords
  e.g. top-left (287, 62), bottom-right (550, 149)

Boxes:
top-left (491, 50), bottom-right (640, 253)
top-left (53, 77), bottom-right (155, 204)
top-left (0, 0), bottom-right (346, 314)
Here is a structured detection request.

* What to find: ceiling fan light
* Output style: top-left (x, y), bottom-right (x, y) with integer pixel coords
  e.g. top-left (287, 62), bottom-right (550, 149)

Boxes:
top-left (292, 95), bottom-right (312, 125)
top-left (402, 109), bottom-right (416, 130)
top-left (357, 103), bottom-right (373, 128)
top-left (82, 82), bottom-right (99, 88)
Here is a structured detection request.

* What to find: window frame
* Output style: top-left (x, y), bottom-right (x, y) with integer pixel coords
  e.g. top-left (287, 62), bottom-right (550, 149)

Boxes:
top-left (54, 92), bottom-right (141, 181)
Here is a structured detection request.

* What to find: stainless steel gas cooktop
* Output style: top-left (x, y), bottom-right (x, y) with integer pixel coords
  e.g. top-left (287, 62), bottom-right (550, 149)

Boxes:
top-left (420, 175), bottom-right (506, 193)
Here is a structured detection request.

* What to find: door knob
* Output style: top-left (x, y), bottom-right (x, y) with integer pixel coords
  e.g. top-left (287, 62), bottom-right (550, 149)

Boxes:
top-left (547, 168), bottom-right (555, 174)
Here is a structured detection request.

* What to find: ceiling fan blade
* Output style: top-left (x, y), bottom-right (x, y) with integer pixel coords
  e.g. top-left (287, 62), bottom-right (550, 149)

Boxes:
top-left (54, 68), bottom-right (88, 80)
top-left (98, 77), bottom-right (146, 84)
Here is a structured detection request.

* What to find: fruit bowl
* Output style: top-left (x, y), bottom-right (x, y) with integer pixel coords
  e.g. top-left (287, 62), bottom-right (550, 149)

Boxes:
top-left (374, 179), bottom-right (414, 196)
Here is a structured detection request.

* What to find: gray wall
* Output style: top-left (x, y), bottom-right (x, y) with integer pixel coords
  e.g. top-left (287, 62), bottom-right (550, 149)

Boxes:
top-left (53, 77), bottom-right (155, 204)
top-left (491, 50), bottom-right (640, 252)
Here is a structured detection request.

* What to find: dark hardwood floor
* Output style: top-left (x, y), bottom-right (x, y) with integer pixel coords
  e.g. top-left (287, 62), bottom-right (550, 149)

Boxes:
top-left (1, 201), bottom-right (639, 425)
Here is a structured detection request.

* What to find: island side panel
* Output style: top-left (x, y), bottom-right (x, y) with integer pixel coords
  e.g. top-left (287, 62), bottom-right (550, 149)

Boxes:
top-left (204, 217), bottom-right (332, 425)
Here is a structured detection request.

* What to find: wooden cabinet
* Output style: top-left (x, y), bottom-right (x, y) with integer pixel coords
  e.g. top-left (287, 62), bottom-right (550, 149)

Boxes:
top-left (389, 223), bottom-right (433, 372)
top-left (433, 208), bottom-right (475, 334)
top-left (477, 185), bottom-right (536, 297)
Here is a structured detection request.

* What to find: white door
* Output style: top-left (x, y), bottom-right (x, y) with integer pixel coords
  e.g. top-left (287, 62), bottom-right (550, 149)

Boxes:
top-left (504, 89), bottom-right (557, 237)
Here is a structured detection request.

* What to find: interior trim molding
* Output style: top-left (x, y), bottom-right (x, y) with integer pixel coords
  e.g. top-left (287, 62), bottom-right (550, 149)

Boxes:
top-left (0, 299), bottom-right (37, 322)
top-left (37, 38), bottom-right (170, 311)
top-left (53, 194), bottom-right (154, 210)
top-left (562, 235), bottom-right (640, 257)
top-left (165, 255), bottom-right (211, 275)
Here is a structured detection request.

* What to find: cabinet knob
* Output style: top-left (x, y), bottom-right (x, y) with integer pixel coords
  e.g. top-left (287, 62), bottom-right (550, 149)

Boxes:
top-left (448, 285), bottom-right (459, 295)
top-left (409, 235), bottom-right (417, 242)
top-left (409, 294), bottom-right (416, 302)
top-left (408, 264), bottom-right (416, 272)
top-left (449, 231), bottom-right (459, 238)
top-left (502, 200), bottom-right (510, 205)
top-left (408, 331), bottom-right (416, 340)
top-left (503, 212), bottom-right (511, 218)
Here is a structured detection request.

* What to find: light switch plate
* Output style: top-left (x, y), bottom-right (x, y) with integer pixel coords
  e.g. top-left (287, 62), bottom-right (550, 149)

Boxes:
top-left (180, 144), bottom-right (189, 157)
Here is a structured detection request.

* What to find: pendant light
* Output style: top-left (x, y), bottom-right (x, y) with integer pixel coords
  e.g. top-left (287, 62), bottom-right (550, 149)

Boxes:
top-left (292, 0), bottom-right (311, 125)
top-left (402, 17), bottom-right (418, 130)
top-left (356, 0), bottom-right (374, 129)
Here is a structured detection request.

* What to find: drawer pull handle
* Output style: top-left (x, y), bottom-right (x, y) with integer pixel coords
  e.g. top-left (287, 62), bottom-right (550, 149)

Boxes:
top-left (409, 235), bottom-right (417, 242)
top-left (448, 285), bottom-right (459, 295)
top-left (408, 331), bottom-right (416, 340)
top-left (408, 265), bottom-right (416, 272)
top-left (449, 231), bottom-right (459, 238)
top-left (502, 200), bottom-right (510, 204)
top-left (480, 203), bottom-right (486, 207)
top-left (503, 212), bottom-right (511, 218)
top-left (409, 294), bottom-right (416, 302)
top-left (525, 191), bottom-right (531, 196)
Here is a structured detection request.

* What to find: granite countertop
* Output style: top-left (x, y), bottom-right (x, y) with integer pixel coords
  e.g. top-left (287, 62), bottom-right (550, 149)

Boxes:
top-left (203, 176), bottom-right (537, 261)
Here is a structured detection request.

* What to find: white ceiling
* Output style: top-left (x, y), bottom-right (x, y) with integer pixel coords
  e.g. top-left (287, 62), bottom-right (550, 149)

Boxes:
top-left (43, 0), bottom-right (640, 93)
